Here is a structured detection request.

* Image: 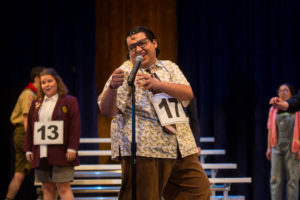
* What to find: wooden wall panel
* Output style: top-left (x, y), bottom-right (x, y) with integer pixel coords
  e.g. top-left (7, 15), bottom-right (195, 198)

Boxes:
top-left (96, 0), bottom-right (177, 163)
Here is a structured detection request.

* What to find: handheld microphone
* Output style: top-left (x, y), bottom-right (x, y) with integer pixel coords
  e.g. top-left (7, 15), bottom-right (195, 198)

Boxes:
top-left (127, 55), bottom-right (144, 86)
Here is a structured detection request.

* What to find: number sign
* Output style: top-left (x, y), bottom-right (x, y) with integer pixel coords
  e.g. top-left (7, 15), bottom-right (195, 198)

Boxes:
top-left (34, 121), bottom-right (64, 145)
top-left (152, 93), bottom-right (189, 126)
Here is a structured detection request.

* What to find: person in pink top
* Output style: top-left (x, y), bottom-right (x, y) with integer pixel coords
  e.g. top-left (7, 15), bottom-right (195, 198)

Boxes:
top-left (266, 83), bottom-right (300, 200)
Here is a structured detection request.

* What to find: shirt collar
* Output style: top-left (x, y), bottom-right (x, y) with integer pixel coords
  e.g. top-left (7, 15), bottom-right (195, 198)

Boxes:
top-left (155, 59), bottom-right (164, 68)
top-left (24, 82), bottom-right (38, 95)
top-left (44, 93), bottom-right (59, 103)
top-left (143, 59), bottom-right (163, 72)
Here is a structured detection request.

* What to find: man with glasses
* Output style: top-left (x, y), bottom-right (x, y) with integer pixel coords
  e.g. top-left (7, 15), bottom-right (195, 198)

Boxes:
top-left (98, 26), bottom-right (210, 200)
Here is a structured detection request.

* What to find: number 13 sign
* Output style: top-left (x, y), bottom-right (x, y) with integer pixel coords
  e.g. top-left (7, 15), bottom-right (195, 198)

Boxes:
top-left (34, 121), bottom-right (64, 145)
top-left (152, 93), bottom-right (189, 126)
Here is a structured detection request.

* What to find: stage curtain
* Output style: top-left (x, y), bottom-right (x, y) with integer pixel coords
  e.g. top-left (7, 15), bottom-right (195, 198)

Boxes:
top-left (1, 0), bottom-right (96, 199)
top-left (96, 0), bottom-right (177, 163)
top-left (177, 0), bottom-right (300, 199)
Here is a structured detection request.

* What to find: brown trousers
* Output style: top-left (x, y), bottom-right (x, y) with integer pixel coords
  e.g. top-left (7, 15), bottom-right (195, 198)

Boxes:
top-left (119, 154), bottom-right (211, 200)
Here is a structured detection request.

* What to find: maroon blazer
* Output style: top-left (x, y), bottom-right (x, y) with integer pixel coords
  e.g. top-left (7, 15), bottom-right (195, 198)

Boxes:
top-left (24, 95), bottom-right (81, 168)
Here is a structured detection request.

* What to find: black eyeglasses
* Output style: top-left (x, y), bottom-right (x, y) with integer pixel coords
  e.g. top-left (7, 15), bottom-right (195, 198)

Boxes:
top-left (128, 38), bottom-right (148, 52)
top-left (278, 89), bottom-right (289, 94)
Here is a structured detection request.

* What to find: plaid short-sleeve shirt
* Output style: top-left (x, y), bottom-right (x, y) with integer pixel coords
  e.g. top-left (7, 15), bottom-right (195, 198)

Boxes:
top-left (98, 60), bottom-right (198, 160)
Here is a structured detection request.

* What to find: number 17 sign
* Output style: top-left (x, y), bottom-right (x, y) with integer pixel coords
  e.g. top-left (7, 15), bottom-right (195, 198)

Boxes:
top-left (152, 93), bottom-right (189, 126)
top-left (34, 121), bottom-right (64, 145)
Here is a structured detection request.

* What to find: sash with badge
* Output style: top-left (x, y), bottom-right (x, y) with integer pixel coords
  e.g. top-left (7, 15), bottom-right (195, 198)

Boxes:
top-left (151, 93), bottom-right (189, 134)
top-left (34, 121), bottom-right (64, 145)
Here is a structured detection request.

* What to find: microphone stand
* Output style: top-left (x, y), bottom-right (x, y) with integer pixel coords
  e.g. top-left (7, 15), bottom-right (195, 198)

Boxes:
top-left (127, 56), bottom-right (143, 200)
top-left (131, 83), bottom-right (137, 200)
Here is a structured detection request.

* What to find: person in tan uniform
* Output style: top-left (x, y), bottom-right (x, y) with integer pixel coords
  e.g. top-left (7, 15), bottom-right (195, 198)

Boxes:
top-left (5, 66), bottom-right (44, 200)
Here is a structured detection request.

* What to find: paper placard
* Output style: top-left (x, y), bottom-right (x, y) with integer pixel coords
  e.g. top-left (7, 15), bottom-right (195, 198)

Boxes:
top-left (34, 121), bottom-right (64, 145)
top-left (152, 93), bottom-right (189, 126)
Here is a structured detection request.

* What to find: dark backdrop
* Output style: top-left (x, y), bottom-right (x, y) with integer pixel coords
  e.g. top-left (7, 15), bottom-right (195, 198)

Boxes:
top-left (0, 0), bottom-right (97, 199)
top-left (2, 0), bottom-right (300, 199)
top-left (177, 0), bottom-right (300, 199)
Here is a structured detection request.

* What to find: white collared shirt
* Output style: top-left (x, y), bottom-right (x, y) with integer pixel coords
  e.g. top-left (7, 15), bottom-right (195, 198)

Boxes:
top-left (39, 94), bottom-right (59, 121)
top-left (39, 94), bottom-right (59, 158)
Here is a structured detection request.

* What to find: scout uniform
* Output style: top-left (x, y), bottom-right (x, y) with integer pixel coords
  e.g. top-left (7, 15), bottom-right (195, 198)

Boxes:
top-left (10, 82), bottom-right (37, 173)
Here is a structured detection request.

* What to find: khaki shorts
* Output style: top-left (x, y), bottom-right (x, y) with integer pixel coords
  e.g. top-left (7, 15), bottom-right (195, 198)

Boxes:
top-left (14, 126), bottom-right (31, 173)
top-left (35, 166), bottom-right (74, 183)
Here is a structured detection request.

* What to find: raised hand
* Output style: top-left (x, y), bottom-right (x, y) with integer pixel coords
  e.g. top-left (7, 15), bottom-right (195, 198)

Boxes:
top-left (269, 97), bottom-right (289, 111)
top-left (136, 73), bottom-right (160, 92)
top-left (110, 68), bottom-right (125, 90)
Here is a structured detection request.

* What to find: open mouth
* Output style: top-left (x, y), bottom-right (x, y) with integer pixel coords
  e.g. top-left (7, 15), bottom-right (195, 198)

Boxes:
top-left (137, 53), bottom-right (146, 58)
top-left (137, 50), bottom-right (147, 57)
top-left (44, 88), bottom-right (51, 92)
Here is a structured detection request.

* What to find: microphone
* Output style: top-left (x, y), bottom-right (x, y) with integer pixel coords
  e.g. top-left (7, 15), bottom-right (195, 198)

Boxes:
top-left (127, 55), bottom-right (144, 86)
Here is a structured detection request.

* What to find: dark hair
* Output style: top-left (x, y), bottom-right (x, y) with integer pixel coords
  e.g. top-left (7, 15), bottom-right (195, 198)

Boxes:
top-left (125, 26), bottom-right (160, 59)
top-left (38, 68), bottom-right (69, 98)
top-left (30, 66), bottom-right (45, 82)
top-left (278, 83), bottom-right (295, 96)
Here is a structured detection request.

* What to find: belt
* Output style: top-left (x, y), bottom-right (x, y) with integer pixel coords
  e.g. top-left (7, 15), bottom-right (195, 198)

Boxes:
top-left (15, 123), bottom-right (24, 127)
